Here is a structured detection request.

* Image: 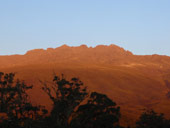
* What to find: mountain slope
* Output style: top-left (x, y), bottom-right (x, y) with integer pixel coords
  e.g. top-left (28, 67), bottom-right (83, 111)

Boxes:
top-left (0, 44), bottom-right (170, 126)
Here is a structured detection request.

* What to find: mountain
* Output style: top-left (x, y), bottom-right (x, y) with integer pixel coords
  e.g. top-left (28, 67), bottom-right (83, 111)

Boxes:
top-left (1, 44), bottom-right (170, 126)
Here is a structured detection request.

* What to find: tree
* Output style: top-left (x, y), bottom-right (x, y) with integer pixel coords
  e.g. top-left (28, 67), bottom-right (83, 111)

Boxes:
top-left (136, 110), bottom-right (170, 128)
top-left (70, 92), bottom-right (121, 128)
top-left (42, 74), bottom-right (121, 128)
top-left (0, 72), bottom-right (122, 128)
top-left (42, 75), bottom-right (88, 128)
top-left (0, 72), bottom-right (46, 128)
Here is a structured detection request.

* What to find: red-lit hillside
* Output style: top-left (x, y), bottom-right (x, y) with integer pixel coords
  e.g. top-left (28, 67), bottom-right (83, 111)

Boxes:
top-left (1, 44), bottom-right (170, 126)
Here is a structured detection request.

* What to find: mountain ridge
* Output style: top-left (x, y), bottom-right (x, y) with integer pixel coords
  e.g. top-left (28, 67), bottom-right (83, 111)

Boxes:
top-left (0, 44), bottom-right (170, 69)
top-left (0, 44), bottom-right (170, 126)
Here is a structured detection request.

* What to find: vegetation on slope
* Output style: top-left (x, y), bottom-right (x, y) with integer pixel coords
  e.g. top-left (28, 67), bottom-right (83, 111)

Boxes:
top-left (0, 72), bottom-right (170, 128)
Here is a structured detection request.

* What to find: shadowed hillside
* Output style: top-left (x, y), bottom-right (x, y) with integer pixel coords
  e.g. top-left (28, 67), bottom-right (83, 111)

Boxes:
top-left (0, 44), bottom-right (170, 126)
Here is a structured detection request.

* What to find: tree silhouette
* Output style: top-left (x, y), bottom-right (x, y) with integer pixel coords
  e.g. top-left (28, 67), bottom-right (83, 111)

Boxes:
top-left (0, 72), bottom-right (122, 128)
top-left (0, 72), bottom-right (46, 128)
top-left (42, 74), bottom-right (121, 128)
top-left (136, 110), bottom-right (170, 128)
top-left (70, 92), bottom-right (121, 128)
top-left (42, 75), bottom-right (88, 128)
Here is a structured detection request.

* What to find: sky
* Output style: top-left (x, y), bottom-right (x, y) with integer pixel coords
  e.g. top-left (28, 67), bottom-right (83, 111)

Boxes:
top-left (0, 0), bottom-right (170, 55)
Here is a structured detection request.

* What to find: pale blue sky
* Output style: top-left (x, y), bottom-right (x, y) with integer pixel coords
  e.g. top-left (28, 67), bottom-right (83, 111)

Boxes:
top-left (0, 0), bottom-right (170, 55)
